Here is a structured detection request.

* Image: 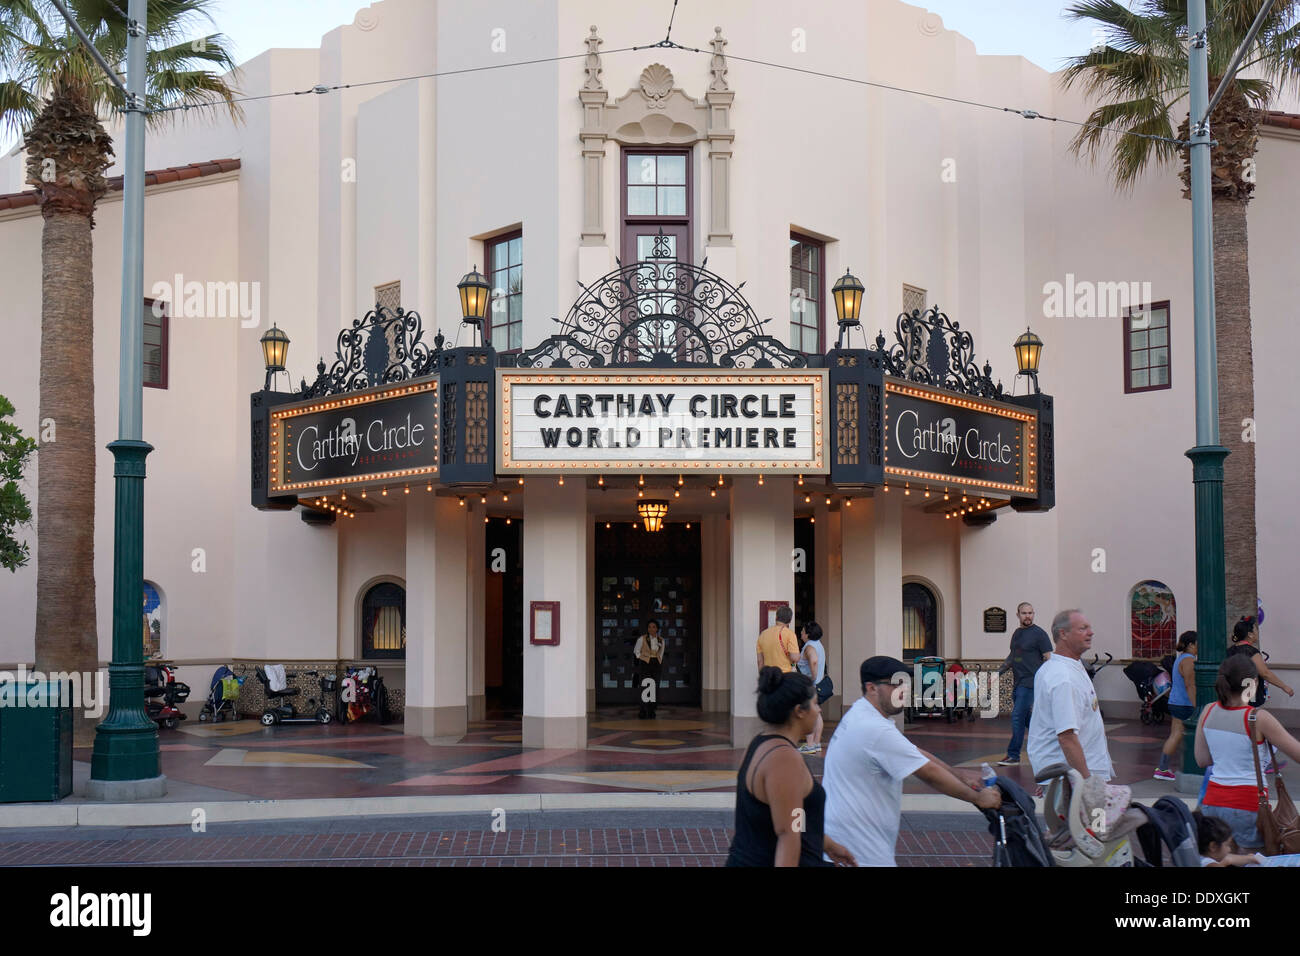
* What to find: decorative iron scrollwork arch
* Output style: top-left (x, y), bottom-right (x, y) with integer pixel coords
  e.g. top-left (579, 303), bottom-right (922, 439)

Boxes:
top-left (300, 305), bottom-right (445, 398)
top-left (509, 237), bottom-right (806, 370)
top-left (874, 305), bottom-right (1004, 399)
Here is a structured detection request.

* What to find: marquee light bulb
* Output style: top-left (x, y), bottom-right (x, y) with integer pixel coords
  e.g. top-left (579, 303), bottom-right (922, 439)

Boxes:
top-left (382, 487), bottom-right (388, 496)
top-left (904, 484), bottom-right (910, 496)
top-left (924, 489), bottom-right (930, 497)
top-left (674, 489), bottom-right (680, 498)
top-left (404, 485), bottom-right (410, 494)
top-left (810, 516), bottom-right (815, 524)
top-left (458, 497), bottom-right (465, 507)
top-left (717, 475), bottom-right (723, 486)
top-left (804, 495), bottom-right (811, 503)
top-left (340, 491), bottom-right (347, 501)
top-left (506, 518), bottom-right (511, 525)
top-left (361, 489), bottom-right (367, 499)
top-left (845, 498), bottom-right (852, 507)
top-left (639, 475), bottom-right (645, 487)
top-left (481, 495), bottom-right (487, 504)
top-left (758, 474), bottom-right (764, 486)
top-left (686, 522), bottom-right (691, 529)
top-left (606, 522), bottom-right (611, 529)
top-left (943, 491), bottom-right (950, 500)
top-left (710, 489), bottom-right (716, 498)
top-left (678, 474), bottom-right (684, 487)
top-left (638, 489), bottom-right (643, 498)
top-left (598, 475), bottom-right (604, 486)
top-left (559, 475), bottom-right (565, 486)
top-left (518, 477), bottom-right (524, 486)
top-left (426, 482), bottom-right (432, 492)
top-left (484, 516), bottom-right (489, 524)
top-left (798, 474), bottom-right (803, 486)
top-left (503, 493), bottom-right (509, 503)
top-left (825, 496), bottom-right (832, 506)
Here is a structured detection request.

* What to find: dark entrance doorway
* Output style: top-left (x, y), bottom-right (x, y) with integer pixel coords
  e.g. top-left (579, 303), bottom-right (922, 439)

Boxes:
top-left (595, 522), bottom-right (701, 707)
top-left (485, 517), bottom-right (523, 708)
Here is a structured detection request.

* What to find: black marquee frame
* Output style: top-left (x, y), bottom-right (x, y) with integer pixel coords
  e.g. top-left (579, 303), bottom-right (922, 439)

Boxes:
top-left (250, 258), bottom-right (1054, 522)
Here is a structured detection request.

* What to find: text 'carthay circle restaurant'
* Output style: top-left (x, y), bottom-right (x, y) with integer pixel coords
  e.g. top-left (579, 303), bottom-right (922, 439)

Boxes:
top-left (3, 0), bottom-right (1298, 745)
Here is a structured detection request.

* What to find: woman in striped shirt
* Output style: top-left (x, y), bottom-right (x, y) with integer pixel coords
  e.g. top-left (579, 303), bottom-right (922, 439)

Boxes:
top-left (1195, 654), bottom-right (1300, 850)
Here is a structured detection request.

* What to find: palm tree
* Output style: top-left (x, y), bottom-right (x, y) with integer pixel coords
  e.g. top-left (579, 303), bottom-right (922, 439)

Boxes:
top-left (1061, 0), bottom-right (1300, 640)
top-left (0, 1), bottom-right (239, 743)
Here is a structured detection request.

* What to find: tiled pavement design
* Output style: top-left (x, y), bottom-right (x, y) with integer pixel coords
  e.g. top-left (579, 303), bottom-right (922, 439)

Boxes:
top-left (47, 705), bottom-right (1176, 803)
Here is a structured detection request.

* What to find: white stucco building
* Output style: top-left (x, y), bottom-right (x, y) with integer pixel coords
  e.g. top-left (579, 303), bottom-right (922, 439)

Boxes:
top-left (1, 0), bottom-right (1297, 744)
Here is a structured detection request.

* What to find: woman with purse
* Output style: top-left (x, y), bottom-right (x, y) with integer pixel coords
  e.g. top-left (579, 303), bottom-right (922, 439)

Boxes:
top-left (1195, 654), bottom-right (1300, 855)
top-left (796, 621), bottom-right (831, 754)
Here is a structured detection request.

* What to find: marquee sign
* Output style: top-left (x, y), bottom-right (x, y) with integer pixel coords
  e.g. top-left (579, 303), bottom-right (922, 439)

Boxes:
top-left (498, 369), bottom-right (827, 473)
top-left (268, 379), bottom-right (439, 494)
top-left (883, 380), bottom-right (1036, 495)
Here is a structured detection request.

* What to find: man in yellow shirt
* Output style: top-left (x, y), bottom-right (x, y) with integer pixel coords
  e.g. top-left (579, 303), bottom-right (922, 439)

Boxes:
top-left (756, 605), bottom-right (800, 672)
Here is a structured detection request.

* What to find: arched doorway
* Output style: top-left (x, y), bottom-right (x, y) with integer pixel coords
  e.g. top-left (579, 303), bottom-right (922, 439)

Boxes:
top-left (902, 581), bottom-right (938, 661)
top-left (360, 581), bottom-right (406, 660)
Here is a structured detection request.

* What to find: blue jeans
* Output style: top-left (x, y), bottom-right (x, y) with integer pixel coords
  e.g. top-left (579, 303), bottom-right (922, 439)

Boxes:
top-left (1006, 685), bottom-right (1033, 760)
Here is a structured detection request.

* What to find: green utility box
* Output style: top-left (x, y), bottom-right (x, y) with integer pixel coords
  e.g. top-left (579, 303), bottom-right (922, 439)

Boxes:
top-left (0, 679), bottom-right (74, 802)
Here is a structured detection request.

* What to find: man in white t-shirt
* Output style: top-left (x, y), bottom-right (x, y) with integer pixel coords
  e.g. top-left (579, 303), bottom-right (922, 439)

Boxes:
top-left (822, 656), bottom-right (1002, 866)
top-left (1027, 609), bottom-right (1115, 781)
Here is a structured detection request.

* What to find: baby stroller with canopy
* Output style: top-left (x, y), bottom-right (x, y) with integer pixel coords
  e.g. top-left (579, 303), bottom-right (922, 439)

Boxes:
top-left (1123, 660), bottom-right (1171, 724)
top-left (198, 665), bottom-right (244, 723)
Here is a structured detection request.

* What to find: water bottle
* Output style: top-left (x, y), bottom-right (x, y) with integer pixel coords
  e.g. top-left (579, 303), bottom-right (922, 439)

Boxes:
top-left (980, 762), bottom-right (997, 788)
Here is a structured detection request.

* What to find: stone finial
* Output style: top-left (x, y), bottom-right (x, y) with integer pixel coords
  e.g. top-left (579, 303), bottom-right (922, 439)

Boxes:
top-left (709, 27), bottom-right (729, 92)
top-left (583, 25), bottom-right (604, 91)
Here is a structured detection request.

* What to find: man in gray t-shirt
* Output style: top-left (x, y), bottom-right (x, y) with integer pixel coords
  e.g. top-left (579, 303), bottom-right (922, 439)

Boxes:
top-left (996, 602), bottom-right (1052, 766)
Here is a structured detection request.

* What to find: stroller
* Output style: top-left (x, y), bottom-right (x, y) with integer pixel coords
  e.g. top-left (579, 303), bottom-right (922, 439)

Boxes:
top-left (903, 656), bottom-right (946, 723)
top-left (1123, 660), bottom-right (1171, 724)
top-left (984, 772), bottom-right (1197, 867)
top-left (198, 665), bottom-right (245, 723)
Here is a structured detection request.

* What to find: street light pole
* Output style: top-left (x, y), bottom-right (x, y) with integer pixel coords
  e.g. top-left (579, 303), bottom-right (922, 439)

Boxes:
top-left (1179, 0), bottom-right (1229, 787)
top-left (87, 0), bottom-right (164, 799)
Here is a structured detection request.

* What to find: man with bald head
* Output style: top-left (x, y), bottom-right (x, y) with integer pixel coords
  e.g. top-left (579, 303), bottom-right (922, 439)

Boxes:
top-left (1027, 609), bottom-right (1115, 782)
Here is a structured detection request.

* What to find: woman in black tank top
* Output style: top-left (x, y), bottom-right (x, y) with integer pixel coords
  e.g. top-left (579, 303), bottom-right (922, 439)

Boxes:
top-left (726, 667), bottom-right (856, 867)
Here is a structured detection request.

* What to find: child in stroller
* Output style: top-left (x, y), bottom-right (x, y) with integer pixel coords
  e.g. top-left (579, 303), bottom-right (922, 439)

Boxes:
top-left (1123, 659), bottom-right (1171, 725)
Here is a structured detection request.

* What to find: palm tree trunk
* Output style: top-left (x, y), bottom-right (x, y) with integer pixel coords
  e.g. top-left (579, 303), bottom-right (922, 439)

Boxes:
top-left (1212, 197), bottom-right (1257, 638)
top-left (35, 207), bottom-right (99, 747)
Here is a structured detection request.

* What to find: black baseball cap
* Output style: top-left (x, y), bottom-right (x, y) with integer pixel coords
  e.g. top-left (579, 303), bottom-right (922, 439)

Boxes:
top-left (860, 656), bottom-right (909, 686)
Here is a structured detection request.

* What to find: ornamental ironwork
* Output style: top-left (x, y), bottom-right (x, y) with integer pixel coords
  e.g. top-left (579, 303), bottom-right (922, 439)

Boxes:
top-left (874, 304), bottom-right (1004, 399)
top-left (507, 232), bottom-right (807, 370)
top-left (300, 305), bottom-right (444, 398)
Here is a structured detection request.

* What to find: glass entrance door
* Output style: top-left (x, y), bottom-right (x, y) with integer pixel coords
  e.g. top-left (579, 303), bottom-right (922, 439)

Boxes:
top-left (595, 523), bottom-right (701, 707)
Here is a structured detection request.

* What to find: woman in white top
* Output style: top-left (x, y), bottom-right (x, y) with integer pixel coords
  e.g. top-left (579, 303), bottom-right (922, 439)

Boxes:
top-left (796, 621), bottom-right (827, 754)
top-left (633, 620), bottom-right (665, 719)
top-left (1195, 654), bottom-right (1300, 850)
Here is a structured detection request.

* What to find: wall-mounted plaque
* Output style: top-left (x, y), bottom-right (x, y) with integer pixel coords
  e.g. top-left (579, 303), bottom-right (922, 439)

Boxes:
top-left (530, 601), bottom-right (560, 646)
top-left (984, 607), bottom-right (1008, 633)
top-left (759, 600), bottom-right (790, 632)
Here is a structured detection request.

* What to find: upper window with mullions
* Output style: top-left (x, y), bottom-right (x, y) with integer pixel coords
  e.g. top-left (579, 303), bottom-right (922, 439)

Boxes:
top-left (626, 154), bottom-right (686, 217)
top-left (1124, 301), bottom-right (1170, 393)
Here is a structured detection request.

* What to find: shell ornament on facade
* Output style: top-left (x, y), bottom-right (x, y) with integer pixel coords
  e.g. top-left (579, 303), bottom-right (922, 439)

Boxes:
top-left (639, 64), bottom-right (674, 108)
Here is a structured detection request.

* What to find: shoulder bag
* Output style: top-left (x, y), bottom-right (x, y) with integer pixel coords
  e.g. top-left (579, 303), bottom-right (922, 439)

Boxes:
top-left (1249, 710), bottom-right (1300, 855)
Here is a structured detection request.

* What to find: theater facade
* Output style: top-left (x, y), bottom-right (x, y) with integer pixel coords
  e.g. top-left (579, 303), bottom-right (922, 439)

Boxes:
top-left (251, 238), bottom-right (1054, 745)
top-left (3, 0), bottom-right (1299, 738)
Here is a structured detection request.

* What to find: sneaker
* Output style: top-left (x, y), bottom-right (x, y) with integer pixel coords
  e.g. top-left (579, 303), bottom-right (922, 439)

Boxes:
top-left (798, 743), bottom-right (821, 754)
top-left (996, 756), bottom-right (1019, 767)
top-left (1153, 768), bottom-right (1176, 781)
top-left (1032, 785), bottom-right (1045, 799)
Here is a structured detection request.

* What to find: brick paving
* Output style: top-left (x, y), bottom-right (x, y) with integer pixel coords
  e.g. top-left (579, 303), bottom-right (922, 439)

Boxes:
top-left (0, 825), bottom-right (992, 867)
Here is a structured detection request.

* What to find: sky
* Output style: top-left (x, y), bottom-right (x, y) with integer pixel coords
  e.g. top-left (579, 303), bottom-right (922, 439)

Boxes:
top-left (207, 1), bottom-right (1102, 73)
